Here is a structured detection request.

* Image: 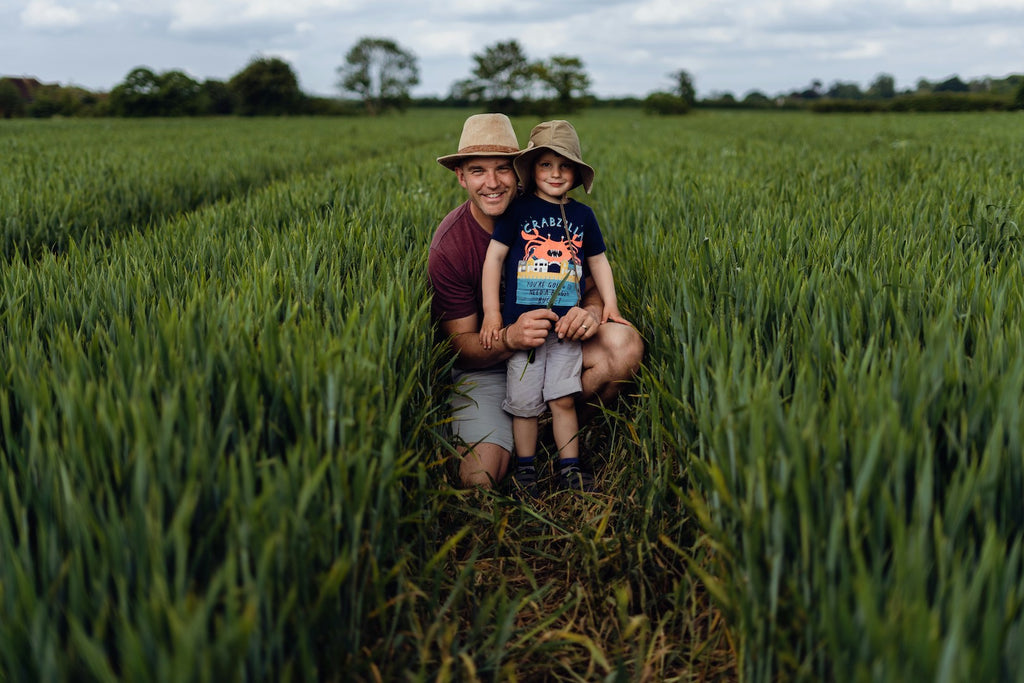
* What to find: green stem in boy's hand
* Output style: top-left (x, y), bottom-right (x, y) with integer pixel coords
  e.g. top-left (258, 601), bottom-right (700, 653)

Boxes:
top-left (521, 267), bottom-right (575, 379)
top-left (521, 200), bottom-right (579, 378)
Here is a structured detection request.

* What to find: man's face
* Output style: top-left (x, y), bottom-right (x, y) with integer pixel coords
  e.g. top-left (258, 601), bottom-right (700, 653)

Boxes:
top-left (455, 157), bottom-right (517, 228)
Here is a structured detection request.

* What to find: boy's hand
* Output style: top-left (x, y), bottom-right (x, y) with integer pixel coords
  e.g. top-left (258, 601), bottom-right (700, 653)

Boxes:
top-left (602, 305), bottom-right (631, 327)
top-left (480, 313), bottom-right (503, 350)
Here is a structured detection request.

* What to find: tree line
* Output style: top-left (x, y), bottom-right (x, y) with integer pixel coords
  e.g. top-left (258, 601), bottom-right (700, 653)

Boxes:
top-left (0, 38), bottom-right (592, 119)
top-left (0, 57), bottom-right (330, 119)
top-left (2, 36), bottom-right (1022, 119)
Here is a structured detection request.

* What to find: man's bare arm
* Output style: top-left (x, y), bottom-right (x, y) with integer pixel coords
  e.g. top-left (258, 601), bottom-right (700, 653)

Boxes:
top-left (440, 310), bottom-right (558, 370)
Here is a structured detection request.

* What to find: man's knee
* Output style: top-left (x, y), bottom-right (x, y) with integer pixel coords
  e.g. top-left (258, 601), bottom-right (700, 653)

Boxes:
top-left (456, 442), bottom-right (511, 488)
top-left (607, 323), bottom-right (644, 378)
top-left (583, 322), bottom-right (643, 388)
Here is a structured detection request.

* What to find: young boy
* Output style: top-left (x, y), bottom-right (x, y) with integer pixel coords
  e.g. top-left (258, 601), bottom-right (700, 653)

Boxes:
top-left (479, 120), bottom-right (629, 497)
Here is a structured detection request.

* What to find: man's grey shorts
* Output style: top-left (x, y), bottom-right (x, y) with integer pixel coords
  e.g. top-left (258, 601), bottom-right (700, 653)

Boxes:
top-left (449, 366), bottom-right (514, 452)
top-left (503, 334), bottom-right (582, 418)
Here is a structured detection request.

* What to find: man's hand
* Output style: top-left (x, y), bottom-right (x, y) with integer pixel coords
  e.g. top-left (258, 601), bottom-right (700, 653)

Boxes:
top-left (507, 308), bottom-right (558, 351)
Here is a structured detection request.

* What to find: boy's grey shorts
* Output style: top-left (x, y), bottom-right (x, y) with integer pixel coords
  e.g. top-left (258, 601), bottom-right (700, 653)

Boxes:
top-left (449, 366), bottom-right (514, 453)
top-left (503, 334), bottom-right (582, 418)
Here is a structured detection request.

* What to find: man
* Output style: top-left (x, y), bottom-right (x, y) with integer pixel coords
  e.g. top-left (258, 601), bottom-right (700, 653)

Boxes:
top-left (428, 113), bottom-right (644, 490)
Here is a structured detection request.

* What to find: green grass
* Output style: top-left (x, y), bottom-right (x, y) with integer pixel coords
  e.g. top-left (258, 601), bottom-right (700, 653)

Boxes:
top-left (2, 109), bottom-right (1023, 681)
top-left (599, 110), bottom-right (1024, 680)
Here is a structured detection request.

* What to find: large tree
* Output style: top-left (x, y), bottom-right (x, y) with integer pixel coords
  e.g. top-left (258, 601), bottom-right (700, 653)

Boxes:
top-left (934, 75), bottom-right (969, 93)
top-left (229, 57), bottom-right (303, 116)
top-left (156, 70), bottom-right (201, 116)
top-left (199, 79), bottom-right (237, 115)
top-left (0, 78), bottom-right (26, 118)
top-left (109, 67), bottom-right (211, 116)
top-left (742, 90), bottom-right (771, 108)
top-left (867, 73), bottom-right (896, 99)
top-left (670, 69), bottom-right (697, 106)
top-left (537, 55), bottom-right (591, 112)
top-left (337, 37), bottom-right (419, 114)
top-left (827, 80), bottom-right (863, 99)
top-left (471, 40), bottom-right (535, 112)
top-left (109, 67), bottom-right (162, 116)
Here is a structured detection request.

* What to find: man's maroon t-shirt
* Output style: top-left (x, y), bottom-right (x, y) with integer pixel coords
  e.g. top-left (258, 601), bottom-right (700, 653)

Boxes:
top-left (428, 201), bottom-right (491, 323)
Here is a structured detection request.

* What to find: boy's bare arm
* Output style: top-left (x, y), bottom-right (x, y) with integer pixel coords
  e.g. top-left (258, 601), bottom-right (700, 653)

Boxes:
top-left (586, 253), bottom-right (628, 324)
top-left (479, 241), bottom-right (509, 349)
top-left (481, 240), bottom-right (509, 320)
top-left (578, 277), bottom-right (603, 319)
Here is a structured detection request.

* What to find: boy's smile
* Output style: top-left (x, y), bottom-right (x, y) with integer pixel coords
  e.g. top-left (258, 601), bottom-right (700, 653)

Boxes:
top-left (532, 151), bottom-right (576, 204)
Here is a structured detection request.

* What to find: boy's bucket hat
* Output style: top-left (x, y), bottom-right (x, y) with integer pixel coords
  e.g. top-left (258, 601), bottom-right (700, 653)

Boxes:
top-left (514, 119), bottom-right (595, 194)
top-left (437, 113), bottom-right (521, 170)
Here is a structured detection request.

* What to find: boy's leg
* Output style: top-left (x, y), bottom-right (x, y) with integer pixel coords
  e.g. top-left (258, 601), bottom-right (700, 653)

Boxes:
top-left (509, 416), bottom-right (541, 498)
top-left (549, 394), bottom-right (594, 492)
top-left (543, 339), bottom-right (594, 492)
top-left (505, 350), bottom-right (547, 499)
top-left (548, 395), bottom-right (579, 462)
top-left (512, 416), bottom-right (539, 459)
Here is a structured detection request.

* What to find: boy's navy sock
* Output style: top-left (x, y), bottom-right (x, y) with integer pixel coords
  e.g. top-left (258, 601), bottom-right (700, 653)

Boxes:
top-left (557, 457), bottom-right (579, 472)
top-left (511, 455), bottom-right (540, 499)
top-left (556, 457), bottom-right (595, 493)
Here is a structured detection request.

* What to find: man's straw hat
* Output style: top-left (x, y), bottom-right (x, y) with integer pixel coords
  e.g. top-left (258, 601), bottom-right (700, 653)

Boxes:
top-left (514, 119), bottom-right (595, 194)
top-left (436, 113), bottom-right (521, 170)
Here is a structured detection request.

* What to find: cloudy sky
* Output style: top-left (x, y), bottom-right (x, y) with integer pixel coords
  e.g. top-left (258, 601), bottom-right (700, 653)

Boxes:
top-left (4, 0), bottom-right (1023, 99)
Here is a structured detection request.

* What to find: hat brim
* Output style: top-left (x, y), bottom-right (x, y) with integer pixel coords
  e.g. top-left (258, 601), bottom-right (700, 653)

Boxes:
top-left (513, 146), bottom-right (595, 194)
top-left (437, 149), bottom-right (520, 171)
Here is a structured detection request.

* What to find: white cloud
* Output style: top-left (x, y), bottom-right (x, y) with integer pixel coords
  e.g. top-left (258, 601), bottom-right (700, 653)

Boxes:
top-left (21, 0), bottom-right (82, 28)
top-left (831, 40), bottom-right (886, 60)
top-left (411, 29), bottom-right (477, 58)
top-left (985, 28), bottom-right (1016, 47)
top-left (166, 0), bottom-right (358, 31)
top-left (909, 0), bottom-right (1024, 9)
top-left (444, 0), bottom-right (518, 11)
top-left (631, 0), bottom-right (720, 25)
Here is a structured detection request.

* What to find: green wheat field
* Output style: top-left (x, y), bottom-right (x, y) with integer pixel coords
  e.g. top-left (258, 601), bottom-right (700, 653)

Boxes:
top-left (2, 109), bottom-right (1023, 681)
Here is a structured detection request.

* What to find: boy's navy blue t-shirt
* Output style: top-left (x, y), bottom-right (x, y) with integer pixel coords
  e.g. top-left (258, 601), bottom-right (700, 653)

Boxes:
top-left (491, 193), bottom-right (606, 322)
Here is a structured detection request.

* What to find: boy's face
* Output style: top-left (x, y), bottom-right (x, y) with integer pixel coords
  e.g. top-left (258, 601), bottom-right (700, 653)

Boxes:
top-left (456, 156), bottom-right (517, 228)
top-left (532, 151), bottom-right (576, 203)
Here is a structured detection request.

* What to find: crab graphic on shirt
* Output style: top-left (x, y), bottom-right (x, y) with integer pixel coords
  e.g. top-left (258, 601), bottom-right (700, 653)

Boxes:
top-left (514, 224), bottom-right (583, 308)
